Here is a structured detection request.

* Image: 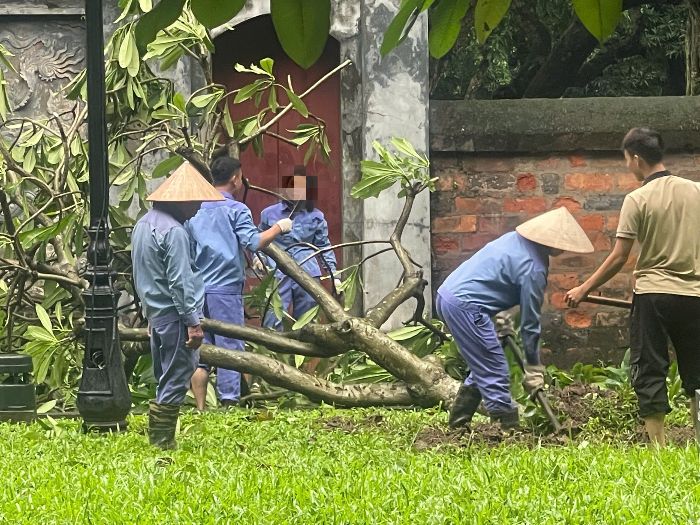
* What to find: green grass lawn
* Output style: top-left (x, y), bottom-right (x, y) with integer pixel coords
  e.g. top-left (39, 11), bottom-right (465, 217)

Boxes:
top-left (1, 408), bottom-right (698, 524)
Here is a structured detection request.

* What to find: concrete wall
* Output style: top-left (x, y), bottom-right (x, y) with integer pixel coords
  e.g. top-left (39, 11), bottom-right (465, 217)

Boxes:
top-left (430, 97), bottom-right (700, 368)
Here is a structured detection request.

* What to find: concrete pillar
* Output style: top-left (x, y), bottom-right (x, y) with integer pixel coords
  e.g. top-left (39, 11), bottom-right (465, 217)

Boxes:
top-left (359, 0), bottom-right (431, 328)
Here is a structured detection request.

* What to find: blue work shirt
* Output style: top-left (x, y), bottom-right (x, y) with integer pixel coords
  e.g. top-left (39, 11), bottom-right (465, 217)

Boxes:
top-left (131, 208), bottom-right (203, 328)
top-left (437, 231), bottom-right (549, 364)
top-left (186, 191), bottom-right (261, 292)
top-left (259, 202), bottom-right (337, 277)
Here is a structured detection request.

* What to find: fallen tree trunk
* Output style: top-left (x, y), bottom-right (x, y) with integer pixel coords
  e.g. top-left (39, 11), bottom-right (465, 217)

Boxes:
top-left (120, 324), bottom-right (461, 408)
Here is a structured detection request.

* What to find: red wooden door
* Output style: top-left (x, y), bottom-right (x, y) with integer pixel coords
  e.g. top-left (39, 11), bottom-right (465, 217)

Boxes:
top-left (213, 16), bottom-right (342, 255)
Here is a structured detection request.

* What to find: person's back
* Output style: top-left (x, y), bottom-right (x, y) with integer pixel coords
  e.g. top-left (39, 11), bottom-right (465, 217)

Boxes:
top-left (187, 194), bottom-right (259, 290)
top-left (438, 231), bottom-right (549, 316)
top-left (132, 208), bottom-right (202, 325)
top-left (618, 175), bottom-right (700, 296)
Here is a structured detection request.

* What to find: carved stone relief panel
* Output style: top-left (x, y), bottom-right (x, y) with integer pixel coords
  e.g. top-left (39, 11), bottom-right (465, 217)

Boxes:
top-left (0, 1), bottom-right (83, 16)
top-left (0, 18), bottom-right (85, 118)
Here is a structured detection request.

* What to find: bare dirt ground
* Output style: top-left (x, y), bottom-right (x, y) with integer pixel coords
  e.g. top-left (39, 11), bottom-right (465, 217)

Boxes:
top-left (320, 383), bottom-right (695, 449)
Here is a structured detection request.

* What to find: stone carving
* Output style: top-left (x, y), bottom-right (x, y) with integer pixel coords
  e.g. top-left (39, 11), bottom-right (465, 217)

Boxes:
top-left (0, 19), bottom-right (84, 118)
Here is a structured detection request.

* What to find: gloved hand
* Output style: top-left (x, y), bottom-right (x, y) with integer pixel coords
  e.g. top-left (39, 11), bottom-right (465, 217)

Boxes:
top-left (276, 218), bottom-right (293, 233)
top-left (252, 256), bottom-right (269, 273)
top-left (522, 364), bottom-right (546, 394)
top-left (333, 278), bottom-right (342, 292)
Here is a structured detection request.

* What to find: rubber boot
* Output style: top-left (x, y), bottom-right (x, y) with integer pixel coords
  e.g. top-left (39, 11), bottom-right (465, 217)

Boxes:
top-left (448, 384), bottom-right (482, 429)
top-left (148, 401), bottom-right (179, 450)
top-left (490, 408), bottom-right (520, 430)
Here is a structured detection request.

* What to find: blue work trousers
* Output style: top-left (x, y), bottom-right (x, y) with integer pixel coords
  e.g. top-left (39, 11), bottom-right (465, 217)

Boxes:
top-left (200, 289), bottom-right (245, 402)
top-left (263, 276), bottom-right (318, 331)
top-left (150, 319), bottom-right (199, 405)
top-left (436, 292), bottom-right (517, 413)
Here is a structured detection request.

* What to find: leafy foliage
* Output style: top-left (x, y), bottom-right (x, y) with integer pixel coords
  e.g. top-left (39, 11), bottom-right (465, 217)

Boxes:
top-left (432, 1), bottom-right (688, 99)
top-left (352, 138), bottom-right (433, 199)
top-left (127, 0), bottom-right (629, 67)
top-left (0, 2), bottom-right (334, 407)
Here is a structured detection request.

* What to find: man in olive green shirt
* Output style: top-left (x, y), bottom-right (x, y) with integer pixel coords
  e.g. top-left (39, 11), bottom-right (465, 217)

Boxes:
top-left (566, 127), bottom-right (700, 447)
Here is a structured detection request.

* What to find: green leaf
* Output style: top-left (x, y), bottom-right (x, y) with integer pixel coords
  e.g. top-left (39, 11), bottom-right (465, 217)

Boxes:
top-left (23, 148), bottom-right (36, 174)
top-left (223, 104), bottom-right (235, 137)
top-left (19, 215), bottom-right (74, 248)
top-left (35, 304), bottom-right (53, 334)
top-left (292, 305), bottom-right (320, 330)
top-left (36, 399), bottom-right (57, 415)
top-left (388, 325), bottom-right (426, 341)
top-left (381, 0), bottom-right (422, 57)
top-left (390, 137), bottom-right (422, 160)
top-left (134, 0), bottom-right (186, 55)
top-left (234, 81), bottom-right (263, 104)
top-left (474, 0), bottom-right (512, 44)
top-left (118, 29), bottom-right (140, 77)
top-left (190, 92), bottom-right (222, 108)
top-left (337, 267), bottom-right (361, 311)
top-left (191, 0), bottom-right (246, 29)
top-left (112, 169), bottom-right (134, 186)
top-left (352, 160), bottom-right (401, 199)
top-left (172, 92), bottom-right (187, 113)
top-left (294, 355), bottom-right (305, 368)
top-left (572, 0), bottom-right (623, 43)
top-left (429, 0), bottom-right (470, 58)
top-left (138, 0), bottom-right (152, 11)
top-left (21, 129), bottom-right (44, 147)
top-left (260, 57), bottom-right (274, 76)
top-left (284, 88), bottom-right (308, 117)
top-left (270, 0), bottom-right (331, 69)
top-left (152, 155), bottom-right (184, 179)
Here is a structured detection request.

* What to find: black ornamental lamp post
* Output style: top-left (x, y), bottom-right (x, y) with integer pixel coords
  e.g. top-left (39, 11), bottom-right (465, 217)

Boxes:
top-left (76, 0), bottom-right (131, 432)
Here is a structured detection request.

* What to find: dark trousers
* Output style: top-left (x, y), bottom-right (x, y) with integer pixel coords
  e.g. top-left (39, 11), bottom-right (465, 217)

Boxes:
top-left (630, 293), bottom-right (700, 417)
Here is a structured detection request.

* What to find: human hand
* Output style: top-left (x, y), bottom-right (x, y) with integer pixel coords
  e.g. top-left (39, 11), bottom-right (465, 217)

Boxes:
top-left (186, 324), bottom-right (204, 350)
top-left (522, 364), bottom-right (545, 394)
top-left (276, 218), bottom-right (293, 233)
top-left (565, 285), bottom-right (589, 308)
top-left (252, 256), bottom-right (268, 273)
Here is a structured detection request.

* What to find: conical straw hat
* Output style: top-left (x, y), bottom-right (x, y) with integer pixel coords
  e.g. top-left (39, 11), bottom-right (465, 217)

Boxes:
top-left (516, 207), bottom-right (594, 253)
top-left (146, 161), bottom-right (224, 202)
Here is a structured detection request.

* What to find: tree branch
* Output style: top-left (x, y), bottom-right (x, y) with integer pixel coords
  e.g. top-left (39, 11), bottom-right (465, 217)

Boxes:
top-left (262, 243), bottom-right (346, 322)
top-left (120, 319), bottom-right (340, 358)
top-left (365, 276), bottom-right (424, 328)
top-left (337, 319), bottom-right (459, 406)
top-left (239, 59), bottom-right (352, 146)
top-left (201, 344), bottom-right (417, 407)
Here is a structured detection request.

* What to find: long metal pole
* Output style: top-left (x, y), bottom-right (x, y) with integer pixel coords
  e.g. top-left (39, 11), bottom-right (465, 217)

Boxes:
top-left (76, 0), bottom-right (131, 432)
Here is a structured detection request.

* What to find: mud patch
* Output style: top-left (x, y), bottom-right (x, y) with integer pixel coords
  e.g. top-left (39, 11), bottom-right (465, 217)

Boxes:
top-left (412, 383), bottom-right (695, 449)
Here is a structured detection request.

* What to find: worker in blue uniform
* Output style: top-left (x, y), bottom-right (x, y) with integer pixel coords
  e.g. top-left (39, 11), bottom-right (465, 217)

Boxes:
top-left (187, 156), bottom-right (292, 409)
top-left (258, 167), bottom-right (340, 330)
top-left (436, 207), bottom-right (593, 430)
top-left (131, 161), bottom-right (224, 449)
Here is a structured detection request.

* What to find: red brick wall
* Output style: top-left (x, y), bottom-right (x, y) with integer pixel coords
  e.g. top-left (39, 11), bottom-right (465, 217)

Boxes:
top-left (431, 152), bottom-right (700, 367)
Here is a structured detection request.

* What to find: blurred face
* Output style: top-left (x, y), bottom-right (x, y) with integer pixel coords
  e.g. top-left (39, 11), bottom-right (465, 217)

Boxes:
top-left (282, 175), bottom-right (307, 201)
top-left (624, 150), bottom-right (645, 180)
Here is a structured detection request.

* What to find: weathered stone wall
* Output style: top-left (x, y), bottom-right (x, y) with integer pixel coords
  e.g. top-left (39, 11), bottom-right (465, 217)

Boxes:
top-left (430, 97), bottom-right (700, 367)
